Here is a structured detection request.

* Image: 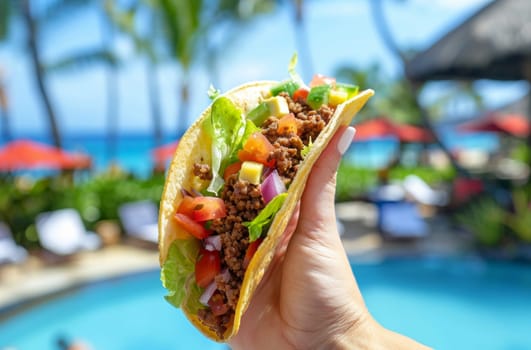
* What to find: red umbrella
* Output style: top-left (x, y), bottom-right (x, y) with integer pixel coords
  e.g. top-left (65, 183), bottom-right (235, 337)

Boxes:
top-left (152, 140), bottom-right (179, 164)
top-left (459, 113), bottom-right (530, 137)
top-left (353, 117), bottom-right (433, 142)
top-left (0, 140), bottom-right (91, 171)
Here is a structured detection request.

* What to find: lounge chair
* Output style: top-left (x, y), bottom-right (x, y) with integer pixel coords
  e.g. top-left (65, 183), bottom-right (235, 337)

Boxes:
top-left (0, 222), bottom-right (28, 264)
top-left (118, 200), bottom-right (159, 243)
top-left (35, 209), bottom-right (102, 255)
top-left (402, 175), bottom-right (448, 206)
top-left (374, 199), bottom-right (428, 240)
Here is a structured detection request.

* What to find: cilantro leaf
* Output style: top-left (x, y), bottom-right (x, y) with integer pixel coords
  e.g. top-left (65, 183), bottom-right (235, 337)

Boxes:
top-left (244, 193), bottom-right (288, 242)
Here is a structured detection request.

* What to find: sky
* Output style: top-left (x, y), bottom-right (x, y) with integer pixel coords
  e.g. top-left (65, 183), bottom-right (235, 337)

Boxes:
top-left (0, 0), bottom-right (528, 139)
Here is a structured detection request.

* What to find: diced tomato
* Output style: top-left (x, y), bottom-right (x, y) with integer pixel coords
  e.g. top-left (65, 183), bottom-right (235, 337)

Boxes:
top-left (309, 74), bottom-right (336, 88)
top-left (243, 238), bottom-right (263, 269)
top-left (174, 213), bottom-right (212, 239)
top-left (292, 88), bottom-right (309, 102)
top-left (195, 249), bottom-right (221, 288)
top-left (177, 196), bottom-right (227, 222)
top-left (177, 195), bottom-right (197, 217)
top-left (223, 161), bottom-right (242, 182)
top-left (208, 293), bottom-right (230, 316)
top-left (277, 113), bottom-right (301, 135)
top-left (238, 132), bottom-right (275, 167)
top-left (191, 197), bottom-right (226, 222)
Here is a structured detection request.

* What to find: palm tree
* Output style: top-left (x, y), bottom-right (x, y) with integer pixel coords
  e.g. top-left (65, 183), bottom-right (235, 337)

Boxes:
top-left (368, 0), bottom-right (467, 175)
top-left (0, 0), bottom-right (14, 142)
top-left (21, 0), bottom-right (62, 148)
top-left (290, 0), bottom-right (313, 81)
top-left (105, 1), bottom-right (164, 149)
top-left (100, 1), bottom-right (120, 165)
top-left (0, 70), bottom-right (12, 142)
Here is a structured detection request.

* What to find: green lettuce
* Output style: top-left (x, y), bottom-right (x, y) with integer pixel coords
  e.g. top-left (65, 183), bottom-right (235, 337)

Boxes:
top-left (161, 239), bottom-right (201, 309)
top-left (204, 96), bottom-right (259, 195)
top-left (288, 52), bottom-right (306, 88)
top-left (184, 276), bottom-right (206, 314)
top-left (244, 193), bottom-right (288, 242)
top-left (204, 97), bottom-right (245, 195)
top-left (301, 136), bottom-right (313, 159)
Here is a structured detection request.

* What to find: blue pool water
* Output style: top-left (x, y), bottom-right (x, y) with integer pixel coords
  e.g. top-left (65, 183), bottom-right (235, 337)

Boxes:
top-left (1, 257), bottom-right (530, 349)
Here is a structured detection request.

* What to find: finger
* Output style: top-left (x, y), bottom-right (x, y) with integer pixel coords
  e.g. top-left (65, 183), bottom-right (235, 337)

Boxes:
top-left (299, 126), bottom-right (355, 225)
top-left (276, 202), bottom-right (300, 258)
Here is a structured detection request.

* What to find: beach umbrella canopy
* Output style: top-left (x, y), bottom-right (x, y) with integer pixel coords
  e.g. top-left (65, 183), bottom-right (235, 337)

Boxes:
top-left (353, 117), bottom-right (433, 143)
top-left (0, 140), bottom-right (91, 171)
top-left (459, 113), bottom-right (530, 137)
top-left (152, 140), bottom-right (179, 164)
top-left (405, 0), bottom-right (531, 82)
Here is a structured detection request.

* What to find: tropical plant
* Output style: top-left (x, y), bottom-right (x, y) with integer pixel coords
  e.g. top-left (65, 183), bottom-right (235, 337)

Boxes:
top-left (505, 188), bottom-right (531, 242)
top-left (456, 196), bottom-right (506, 247)
top-left (367, 0), bottom-right (470, 175)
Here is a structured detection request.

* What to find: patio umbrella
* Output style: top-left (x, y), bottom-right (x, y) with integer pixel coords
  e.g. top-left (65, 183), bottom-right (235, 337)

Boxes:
top-left (0, 139), bottom-right (91, 171)
top-left (152, 140), bottom-right (179, 164)
top-left (353, 117), bottom-right (433, 143)
top-left (405, 0), bottom-right (531, 82)
top-left (459, 113), bottom-right (530, 137)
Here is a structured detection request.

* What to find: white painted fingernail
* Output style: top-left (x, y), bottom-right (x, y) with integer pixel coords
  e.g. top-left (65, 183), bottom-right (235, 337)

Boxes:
top-left (337, 127), bottom-right (356, 155)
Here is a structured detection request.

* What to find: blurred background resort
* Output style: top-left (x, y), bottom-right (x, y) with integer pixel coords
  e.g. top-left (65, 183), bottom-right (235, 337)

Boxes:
top-left (0, 0), bottom-right (530, 349)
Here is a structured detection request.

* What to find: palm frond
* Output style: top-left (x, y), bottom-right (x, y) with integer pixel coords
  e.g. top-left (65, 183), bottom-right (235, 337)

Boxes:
top-left (37, 0), bottom-right (94, 28)
top-left (0, 0), bottom-right (13, 40)
top-left (45, 49), bottom-right (117, 73)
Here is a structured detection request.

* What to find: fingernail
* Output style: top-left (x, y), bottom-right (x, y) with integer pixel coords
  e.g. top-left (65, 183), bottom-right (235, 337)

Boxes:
top-left (337, 127), bottom-right (356, 155)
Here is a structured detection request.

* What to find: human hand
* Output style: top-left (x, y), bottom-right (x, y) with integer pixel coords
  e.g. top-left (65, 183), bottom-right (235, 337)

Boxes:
top-left (229, 126), bottom-right (431, 350)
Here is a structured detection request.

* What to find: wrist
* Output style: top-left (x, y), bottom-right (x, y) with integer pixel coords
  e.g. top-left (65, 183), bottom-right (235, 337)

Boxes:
top-left (328, 314), bottom-right (432, 350)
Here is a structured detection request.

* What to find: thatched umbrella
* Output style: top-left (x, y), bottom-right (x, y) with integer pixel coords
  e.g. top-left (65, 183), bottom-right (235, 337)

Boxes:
top-left (405, 0), bottom-right (531, 82)
top-left (405, 0), bottom-right (531, 166)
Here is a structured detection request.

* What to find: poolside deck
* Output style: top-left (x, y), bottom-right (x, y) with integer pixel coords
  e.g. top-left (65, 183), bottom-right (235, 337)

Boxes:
top-left (0, 202), bottom-right (471, 311)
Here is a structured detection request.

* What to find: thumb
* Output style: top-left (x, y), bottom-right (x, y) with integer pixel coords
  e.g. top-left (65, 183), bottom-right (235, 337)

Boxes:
top-left (299, 126), bottom-right (355, 224)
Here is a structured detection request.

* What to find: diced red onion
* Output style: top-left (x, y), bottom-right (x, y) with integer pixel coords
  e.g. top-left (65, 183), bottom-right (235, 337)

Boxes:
top-left (220, 268), bottom-right (231, 282)
top-left (199, 280), bottom-right (217, 306)
top-left (261, 169), bottom-right (286, 204)
top-left (204, 235), bottom-right (221, 251)
top-left (262, 166), bottom-right (274, 179)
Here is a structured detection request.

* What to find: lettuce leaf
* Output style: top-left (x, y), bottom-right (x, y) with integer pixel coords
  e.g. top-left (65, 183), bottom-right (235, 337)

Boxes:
top-left (161, 239), bottom-right (200, 309)
top-left (244, 193), bottom-right (288, 242)
top-left (301, 136), bottom-right (313, 159)
top-left (184, 275), bottom-right (206, 314)
top-left (288, 52), bottom-right (306, 89)
top-left (204, 97), bottom-right (245, 195)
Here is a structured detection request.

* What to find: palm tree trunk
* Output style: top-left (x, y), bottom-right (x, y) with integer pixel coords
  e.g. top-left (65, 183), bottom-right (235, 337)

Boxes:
top-left (0, 79), bottom-right (12, 142)
top-left (100, 4), bottom-right (119, 166)
top-left (177, 71), bottom-right (190, 138)
top-left (369, 0), bottom-right (468, 177)
top-left (21, 0), bottom-right (62, 148)
top-left (291, 0), bottom-right (313, 80)
top-left (0, 106), bottom-right (12, 142)
top-left (147, 60), bottom-right (163, 148)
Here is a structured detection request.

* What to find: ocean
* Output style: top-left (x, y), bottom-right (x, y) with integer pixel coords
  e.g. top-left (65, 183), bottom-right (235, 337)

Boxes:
top-left (1, 130), bottom-right (499, 178)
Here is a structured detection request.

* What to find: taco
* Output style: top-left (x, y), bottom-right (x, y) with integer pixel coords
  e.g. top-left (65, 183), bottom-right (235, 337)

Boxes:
top-left (159, 61), bottom-right (373, 341)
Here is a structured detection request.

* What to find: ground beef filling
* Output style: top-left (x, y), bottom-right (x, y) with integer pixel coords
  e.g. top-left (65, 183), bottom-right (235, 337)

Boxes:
top-left (193, 163), bottom-right (213, 181)
top-left (196, 93), bottom-right (335, 336)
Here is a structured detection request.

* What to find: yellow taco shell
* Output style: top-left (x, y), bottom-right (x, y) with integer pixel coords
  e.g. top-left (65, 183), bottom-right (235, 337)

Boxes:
top-left (159, 81), bottom-right (374, 341)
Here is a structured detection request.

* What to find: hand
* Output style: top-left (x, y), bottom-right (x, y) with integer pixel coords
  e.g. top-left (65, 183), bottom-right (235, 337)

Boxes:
top-left (229, 126), bottom-right (431, 350)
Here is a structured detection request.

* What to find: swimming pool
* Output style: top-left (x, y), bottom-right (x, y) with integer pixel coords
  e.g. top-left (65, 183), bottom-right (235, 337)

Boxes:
top-left (1, 256), bottom-right (530, 349)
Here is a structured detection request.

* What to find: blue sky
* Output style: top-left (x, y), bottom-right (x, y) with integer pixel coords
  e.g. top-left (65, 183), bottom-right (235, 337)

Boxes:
top-left (0, 0), bottom-right (528, 138)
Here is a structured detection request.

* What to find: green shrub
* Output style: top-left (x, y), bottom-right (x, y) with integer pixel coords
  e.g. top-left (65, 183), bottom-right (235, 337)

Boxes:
top-left (0, 172), bottom-right (164, 249)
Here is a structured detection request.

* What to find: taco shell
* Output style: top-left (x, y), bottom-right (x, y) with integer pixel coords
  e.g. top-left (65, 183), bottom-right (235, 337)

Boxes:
top-left (159, 81), bottom-right (374, 341)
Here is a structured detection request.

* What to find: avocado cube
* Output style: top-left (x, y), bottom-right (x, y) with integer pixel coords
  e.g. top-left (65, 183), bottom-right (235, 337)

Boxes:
top-left (239, 161), bottom-right (264, 185)
top-left (265, 96), bottom-right (290, 117)
top-left (328, 89), bottom-right (349, 107)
